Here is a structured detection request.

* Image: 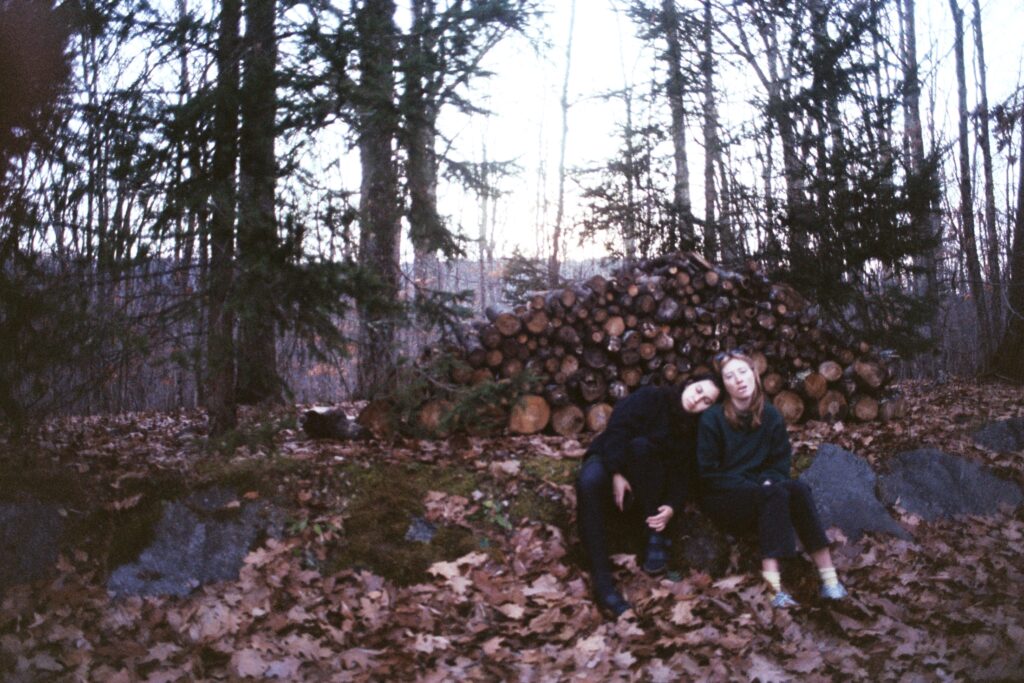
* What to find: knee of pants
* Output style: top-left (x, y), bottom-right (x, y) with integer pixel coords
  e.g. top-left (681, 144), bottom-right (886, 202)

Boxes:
top-left (763, 483), bottom-right (792, 503)
top-left (577, 461), bottom-right (609, 498)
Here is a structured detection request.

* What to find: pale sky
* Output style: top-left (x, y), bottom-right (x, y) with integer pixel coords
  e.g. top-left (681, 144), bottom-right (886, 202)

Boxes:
top-left (431, 0), bottom-right (1024, 264)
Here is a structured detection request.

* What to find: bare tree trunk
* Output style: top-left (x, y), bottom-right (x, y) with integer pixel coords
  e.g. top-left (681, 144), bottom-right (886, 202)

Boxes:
top-left (662, 0), bottom-right (695, 250)
top-left (622, 87), bottom-right (638, 264)
top-left (205, 0), bottom-right (241, 435)
top-left (701, 0), bottom-right (722, 262)
top-left (355, 0), bottom-right (402, 398)
top-left (949, 0), bottom-right (993, 357)
top-left (971, 0), bottom-right (1002, 330)
top-left (236, 0), bottom-right (280, 405)
top-left (404, 0), bottom-right (441, 298)
top-left (548, 0), bottom-right (575, 288)
top-left (899, 0), bottom-right (942, 362)
top-left (992, 107), bottom-right (1024, 380)
top-left (478, 141), bottom-right (489, 312)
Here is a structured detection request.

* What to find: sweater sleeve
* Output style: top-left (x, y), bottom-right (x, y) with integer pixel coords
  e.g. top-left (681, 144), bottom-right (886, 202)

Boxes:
top-left (696, 409), bottom-right (745, 491)
top-left (592, 390), bottom-right (653, 474)
top-left (760, 407), bottom-right (792, 483)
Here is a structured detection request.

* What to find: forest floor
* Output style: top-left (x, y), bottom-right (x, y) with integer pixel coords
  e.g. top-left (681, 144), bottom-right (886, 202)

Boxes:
top-left (2, 379), bottom-right (1023, 681)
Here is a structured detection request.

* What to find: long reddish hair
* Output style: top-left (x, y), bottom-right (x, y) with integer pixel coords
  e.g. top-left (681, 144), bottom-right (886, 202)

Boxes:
top-left (714, 351), bottom-right (765, 430)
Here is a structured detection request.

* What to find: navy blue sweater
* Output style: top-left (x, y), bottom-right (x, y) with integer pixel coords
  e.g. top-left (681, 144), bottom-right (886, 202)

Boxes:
top-left (585, 385), bottom-right (699, 512)
top-left (696, 402), bottom-right (792, 493)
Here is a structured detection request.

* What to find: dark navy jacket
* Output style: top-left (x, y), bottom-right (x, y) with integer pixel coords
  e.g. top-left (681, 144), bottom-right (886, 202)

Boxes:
top-left (585, 385), bottom-right (699, 512)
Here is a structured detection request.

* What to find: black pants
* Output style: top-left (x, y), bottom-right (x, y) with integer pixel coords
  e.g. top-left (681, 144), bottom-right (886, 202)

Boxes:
top-left (701, 479), bottom-right (829, 560)
top-left (576, 449), bottom-right (668, 592)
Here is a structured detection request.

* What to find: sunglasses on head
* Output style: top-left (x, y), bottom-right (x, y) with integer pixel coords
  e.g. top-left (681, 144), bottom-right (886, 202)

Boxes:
top-left (713, 346), bottom-right (751, 364)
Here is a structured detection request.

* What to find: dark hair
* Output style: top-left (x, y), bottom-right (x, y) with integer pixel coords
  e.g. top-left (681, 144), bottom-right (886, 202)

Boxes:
top-left (713, 350), bottom-right (765, 430)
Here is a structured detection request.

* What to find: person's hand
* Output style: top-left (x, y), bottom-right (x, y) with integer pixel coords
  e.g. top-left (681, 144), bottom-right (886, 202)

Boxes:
top-left (646, 505), bottom-right (674, 532)
top-left (612, 473), bottom-right (632, 511)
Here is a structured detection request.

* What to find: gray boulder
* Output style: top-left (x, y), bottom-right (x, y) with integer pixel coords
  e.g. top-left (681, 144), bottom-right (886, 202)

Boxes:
top-left (799, 444), bottom-right (911, 541)
top-left (0, 501), bottom-right (64, 590)
top-left (107, 487), bottom-right (283, 597)
top-left (878, 448), bottom-right (1024, 521)
top-left (972, 417), bottom-right (1024, 453)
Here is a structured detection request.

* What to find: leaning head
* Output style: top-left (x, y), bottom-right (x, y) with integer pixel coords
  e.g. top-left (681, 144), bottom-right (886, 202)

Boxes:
top-left (679, 372), bottom-right (722, 414)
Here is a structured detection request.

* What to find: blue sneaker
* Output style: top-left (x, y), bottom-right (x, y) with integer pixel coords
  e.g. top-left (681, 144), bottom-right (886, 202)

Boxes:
top-left (595, 589), bottom-right (632, 619)
top-left (820, 582), bottom-right (848, 600)
top-left (771, 591), bottom-right (799, 608)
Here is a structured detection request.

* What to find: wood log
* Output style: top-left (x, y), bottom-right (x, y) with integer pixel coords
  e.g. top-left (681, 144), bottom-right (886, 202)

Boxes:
top-left (480, 324), bottom-right (502, 349)
top-left (357, 400), bottom-right (395, 439)
top-left (574, 369), bottom-right (607, 403)
top-left (621, 366), bottom-right (643, 388)
top-left (303, 407), bottom-right (368, 440)
top-left (852, 359), bottom-right (886, 390)
top-left (878, 395), bottom-right (907, 422)
top-left (585, 403), bottom-right (614, 432)
top-left (559, 355), bottom-right (579, 376)
top-left (523, 309), bottom-right (549, 335)
top-left (818, 360), bottom-right (843, 383)
top-left (608, 381), bottom-right (629, 402)
top-left (470, 368), bottom-right (494, 385)
top-left (815, 390), bottom-right (848, 421)
top-left (500, 358), bottom-right (524, 379)
top-left (762, 372), bottom-right (784, 395)
top-left (801, 372), bottom-right (828, 400)
top-left (772, 390), bottom-right (804, 423)
top-left (850, 395), bottom-right (879, 422)
top-left (581, 346), bottom-right (608, 369)
top-left (550, 405), bottom-right (585, 437)
top-left (508, 395), bottom-right (551, 435)
top-left (485, 349), bottom-right (503, 368)
top-left (604, 315), bottom-right (626, 338)
top-left (418, 399), bottom-right (453, 436)
top-left (486, 305), bottom-right (522, 337)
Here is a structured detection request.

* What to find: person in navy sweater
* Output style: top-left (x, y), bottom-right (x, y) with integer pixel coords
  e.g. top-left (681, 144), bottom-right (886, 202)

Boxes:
top-left (697, 350), bottom-right (848, 608)
top-left (576, 374), bottom-right (721, 618)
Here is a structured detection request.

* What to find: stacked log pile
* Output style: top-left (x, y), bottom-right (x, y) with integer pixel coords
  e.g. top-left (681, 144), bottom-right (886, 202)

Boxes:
top-left (448, 252), bottom-right (902, 436)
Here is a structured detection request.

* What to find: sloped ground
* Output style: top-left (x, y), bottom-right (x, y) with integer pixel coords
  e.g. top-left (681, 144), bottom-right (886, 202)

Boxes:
top-left (1, 379), bottom-right (1023, 681)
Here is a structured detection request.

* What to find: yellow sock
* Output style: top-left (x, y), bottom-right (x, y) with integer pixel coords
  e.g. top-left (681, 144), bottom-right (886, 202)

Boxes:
top-left (762, 570), bottom-right (782, 593)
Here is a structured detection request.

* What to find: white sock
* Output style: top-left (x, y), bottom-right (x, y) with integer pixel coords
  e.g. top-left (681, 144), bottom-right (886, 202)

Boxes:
top-left (818, 566), bottom-right (840, 588)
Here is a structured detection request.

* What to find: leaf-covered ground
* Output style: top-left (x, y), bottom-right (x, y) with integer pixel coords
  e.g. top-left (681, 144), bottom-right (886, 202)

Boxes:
top-left (2, 379), bottom-right (1023, 681)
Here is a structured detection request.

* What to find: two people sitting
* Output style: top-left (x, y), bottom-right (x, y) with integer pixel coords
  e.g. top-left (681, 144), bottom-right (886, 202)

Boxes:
top-left (576, 349), bottom-right (847, 618)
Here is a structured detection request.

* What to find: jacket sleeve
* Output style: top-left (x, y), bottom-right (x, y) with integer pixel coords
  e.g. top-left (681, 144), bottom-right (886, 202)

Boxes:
top-left (759, 408), bottom-right (792, 483)
top-left (593, 390), bottom-right (652, 474)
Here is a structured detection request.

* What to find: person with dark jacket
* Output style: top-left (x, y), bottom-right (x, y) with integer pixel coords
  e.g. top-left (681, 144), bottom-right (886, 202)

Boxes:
top-left (697, 350), bottom-right (848, 608)
top-left (576, 374), bottom-right (721, 618)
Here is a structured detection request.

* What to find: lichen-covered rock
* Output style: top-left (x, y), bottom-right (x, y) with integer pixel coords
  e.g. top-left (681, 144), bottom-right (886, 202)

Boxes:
top-left (972, 417), bottom-right (1024, 453)
top-left (107, 487), bottom-right (283, 597)
top-left (800, 444), bottom-right (910, 541)
top-left (878, 448), bottom-right (1024, 522)
top-left (0, 501), bottom-right (63, 589)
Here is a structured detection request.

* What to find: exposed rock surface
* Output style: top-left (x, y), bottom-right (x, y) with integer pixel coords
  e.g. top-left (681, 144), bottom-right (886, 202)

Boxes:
top-left (878, 448), bottom-right (1024, 522)
top-left (972, 417), bottom-right (1024, 453)
top-left (0, 501), bottom-right (64, 589)
top-left (107, 487), bottom-right (283, 597)
top-left (800, 444), bottom-right (910, 541)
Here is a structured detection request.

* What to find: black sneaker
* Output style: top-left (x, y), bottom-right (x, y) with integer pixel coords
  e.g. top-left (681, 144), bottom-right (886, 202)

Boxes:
top-left (642, 533), bottom-right (670, 575)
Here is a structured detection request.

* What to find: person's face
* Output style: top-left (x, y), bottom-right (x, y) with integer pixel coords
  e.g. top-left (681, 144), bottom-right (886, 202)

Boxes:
top-left (681, 379), bottom-right (720, 414)
top-left (720, 357), bottom-right (756, 403)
